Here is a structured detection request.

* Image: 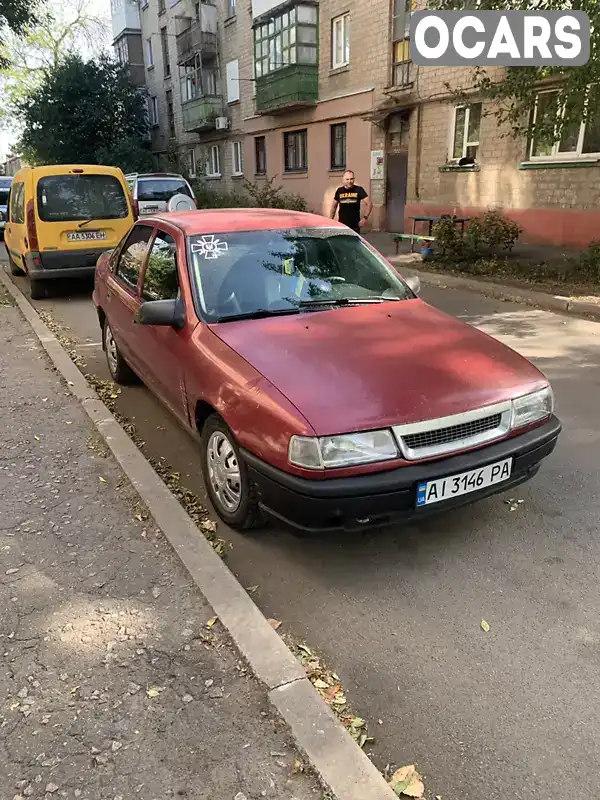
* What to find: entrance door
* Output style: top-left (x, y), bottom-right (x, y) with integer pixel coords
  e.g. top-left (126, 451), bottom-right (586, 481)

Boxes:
top-left (386, 151), bottom-right (408, 233)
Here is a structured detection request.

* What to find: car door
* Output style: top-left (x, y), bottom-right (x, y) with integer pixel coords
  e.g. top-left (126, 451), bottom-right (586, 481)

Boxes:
top-left (135, 226), bottom-right (191, 425)
top-left (104, 223), bottom-right (154, 376)
top-left (5, 181), bottom-right (26, 270)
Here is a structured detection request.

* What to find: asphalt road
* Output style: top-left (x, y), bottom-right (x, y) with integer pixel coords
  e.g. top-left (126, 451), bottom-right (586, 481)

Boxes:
top-left (6, 256), bottom-right (600, 800)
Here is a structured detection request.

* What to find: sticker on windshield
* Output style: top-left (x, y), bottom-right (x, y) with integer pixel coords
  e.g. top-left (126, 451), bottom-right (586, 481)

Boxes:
top-left (191, 234), bottom-right (228, 260)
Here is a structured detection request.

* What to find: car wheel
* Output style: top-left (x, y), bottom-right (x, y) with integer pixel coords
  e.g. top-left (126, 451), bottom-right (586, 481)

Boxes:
top-left (103, 319), bottom-right (137, 384)
top-left (200, 414), bottom-right (264, 531)
top-left (29, 279), bottom-right (47, 300)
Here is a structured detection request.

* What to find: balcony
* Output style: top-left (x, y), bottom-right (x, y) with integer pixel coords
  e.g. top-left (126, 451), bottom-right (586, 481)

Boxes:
top-left (255, 64), bottom-right (318, 115)
top-left (181, 96), bottom-right (223, 133)
top-left (176, 22), bottom-right (217, 65)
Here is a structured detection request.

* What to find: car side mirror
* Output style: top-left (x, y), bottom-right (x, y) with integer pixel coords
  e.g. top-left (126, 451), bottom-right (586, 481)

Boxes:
top-left (137, 298), bottom-right (185, 330)
top-left (405, 274), bottom-right (421, 296)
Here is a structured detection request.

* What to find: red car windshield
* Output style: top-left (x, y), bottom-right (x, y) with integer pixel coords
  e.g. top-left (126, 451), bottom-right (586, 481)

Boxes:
top-left (187, 227), bottom-right (413, 322)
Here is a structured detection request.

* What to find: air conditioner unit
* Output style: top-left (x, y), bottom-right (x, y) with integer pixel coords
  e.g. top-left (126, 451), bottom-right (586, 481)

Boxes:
top-left (215, 116), bottom-right (230, 130)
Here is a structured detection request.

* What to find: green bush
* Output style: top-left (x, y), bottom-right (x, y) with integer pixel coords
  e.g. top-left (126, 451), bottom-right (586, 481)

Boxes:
top-left (190, 174), bottom-right (308, 212)
top-left (568, 241), bottom-right (600, 283)
top-left (433, 210), bottom-right (522, 260)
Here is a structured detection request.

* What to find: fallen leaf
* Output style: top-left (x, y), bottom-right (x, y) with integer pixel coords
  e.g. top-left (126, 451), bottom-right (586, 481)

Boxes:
top-left (146, 686), bottom-right (163, 698)
top-left (325, 684), bottom-right (342, 702)
top-left (206, 616), bottom-right (218, 629)
top-left (99, 477), bottom-right (106, 483)
top-left (246, 585), bottom-right (259, 594)
top-left (297, 644), bottom-right (313, 657)
top-left (389, 765), bottom-right (424, 798)
top-left (268, 618), bottom-right (282, 630)
top-left (34, 435), bottom-right (40, 441)
top-left (292, 758), bottom-right (304, 774)
top-left (349, 716), bottom-right (365, 729)
top-left (481, 619), bottom-right (490, 632)
top-left (110, 393), bottom-right (118, 399)
top-left (312, 678), bottom-right (329, 690)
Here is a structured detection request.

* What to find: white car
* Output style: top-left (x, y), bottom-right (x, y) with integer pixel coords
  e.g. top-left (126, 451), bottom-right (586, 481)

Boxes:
top-left (125, 172), bottom-right (196, 217)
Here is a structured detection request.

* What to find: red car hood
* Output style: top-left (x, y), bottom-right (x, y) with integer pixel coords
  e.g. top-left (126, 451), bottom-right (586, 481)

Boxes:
top-left (211, 299), bottom-right (549, 436)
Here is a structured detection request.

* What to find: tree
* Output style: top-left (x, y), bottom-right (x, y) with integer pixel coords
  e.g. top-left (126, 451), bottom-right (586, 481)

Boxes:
top-left (429, 0), bottom-right (600, 145)
top-left (0, 0), bottom-right (109, 129)
top-left (0, 0), bottom-right (39, 68)
top-left (17, 54), bottom-right (153, 172)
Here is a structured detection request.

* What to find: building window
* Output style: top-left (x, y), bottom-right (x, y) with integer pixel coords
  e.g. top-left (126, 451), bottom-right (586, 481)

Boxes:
top-left (180, 55), bottom-right (219, 102)
top-left (529, 90), bottom-right (600, 160)
top-left (231, 141), bottom-right (243, 176)
top-left (206, 144), bottom-right (221, 177)
top-left (148, 95), bottom-right (159, 126)
top-left (392, 0), bottom-right (412, 87)
top-left (451, 103), bottom-right (482, 162)
top-left (146, 37), bottom-right (153, 68)
top-left (255, 136), bottom-right (266, 174)
top-left (188, 149), bottom-right (197, 178)
top-left (330, 123), bottom-right (346, 170)
top-left (253, 4), bottom-right (318, 79)
top-left (226, 60), bottom-right (240, 103)
top-left (227, 0), bottom-right (236, 17)
top-left (115, 37), bottom-right (129, 65)
top-left (158, 0), bottom-right (166, 13)
top-left (161, 27), bottom-right (170, 78)
top-left (331, 13), bottom-right (349, 69)
top-left (284, 129), bottom-right (307, 172)
top-left (166, 89), bottom-right (175, 138)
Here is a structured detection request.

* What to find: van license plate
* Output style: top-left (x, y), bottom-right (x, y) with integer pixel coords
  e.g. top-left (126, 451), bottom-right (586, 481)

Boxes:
top-left (66, 230), bottom-right (107, 242)
top-left (416, 458), bottom-right (512, 507)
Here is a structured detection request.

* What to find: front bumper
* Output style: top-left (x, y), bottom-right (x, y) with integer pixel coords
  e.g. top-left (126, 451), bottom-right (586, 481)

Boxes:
top-left (243, 416), bottom-right (561, 533)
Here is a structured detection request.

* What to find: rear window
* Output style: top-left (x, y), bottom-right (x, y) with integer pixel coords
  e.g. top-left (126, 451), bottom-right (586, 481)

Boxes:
top-left (36, 174), bottom-right (129, 223)
top-left (137, 179), bottom-right (192, 202)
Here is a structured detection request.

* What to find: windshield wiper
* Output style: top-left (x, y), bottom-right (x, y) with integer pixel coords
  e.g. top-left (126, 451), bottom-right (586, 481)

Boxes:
top-left (78, 218), bottom-right (95, 228)
top-left (298, 296), bottom-right (401, 307)
top-left (215, 308), bottom-right (301, 323)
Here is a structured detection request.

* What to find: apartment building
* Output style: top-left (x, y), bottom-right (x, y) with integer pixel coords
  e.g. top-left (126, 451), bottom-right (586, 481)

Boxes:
top-left (111, 0), bottom-right (597, 245)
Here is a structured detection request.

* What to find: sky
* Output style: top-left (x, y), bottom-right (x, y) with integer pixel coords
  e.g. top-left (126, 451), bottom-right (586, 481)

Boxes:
top-left (0, 0), bottom-right (112, 160)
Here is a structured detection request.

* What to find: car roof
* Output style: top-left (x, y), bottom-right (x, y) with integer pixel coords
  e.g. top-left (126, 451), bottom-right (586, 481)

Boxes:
top-left (144, 208), bottom-right (347, 235)
top-left (131, 173), bottom-right (187, 180)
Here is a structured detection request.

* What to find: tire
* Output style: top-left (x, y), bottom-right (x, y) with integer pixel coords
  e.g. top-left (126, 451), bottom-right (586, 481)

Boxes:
top-left (29, 279), bottom-right (47, 300)
top-left (103, 318), bottom-right (137, 384)
top-left (200, 413), bottom-right (263, 531)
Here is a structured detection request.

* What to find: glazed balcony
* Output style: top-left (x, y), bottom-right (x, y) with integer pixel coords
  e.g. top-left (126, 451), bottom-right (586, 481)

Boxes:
top-left (255, 64), bottom-right (318, 115)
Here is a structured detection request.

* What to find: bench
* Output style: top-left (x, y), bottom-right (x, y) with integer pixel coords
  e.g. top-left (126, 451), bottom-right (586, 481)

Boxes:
top-left (392, 233), bottom-right (436, 254)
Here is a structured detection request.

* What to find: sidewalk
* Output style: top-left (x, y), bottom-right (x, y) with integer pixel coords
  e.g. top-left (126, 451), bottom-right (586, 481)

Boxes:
top-left (0, 287), bottom-right (324, 799)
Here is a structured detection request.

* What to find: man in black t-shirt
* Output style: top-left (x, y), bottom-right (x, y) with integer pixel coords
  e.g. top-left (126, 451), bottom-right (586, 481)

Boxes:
top-left (330, 170), bottom-right (372, 234)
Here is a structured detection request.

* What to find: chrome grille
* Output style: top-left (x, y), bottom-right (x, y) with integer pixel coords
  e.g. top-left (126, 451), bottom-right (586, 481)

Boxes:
top-left (402, 413), bottom-right (503, 451)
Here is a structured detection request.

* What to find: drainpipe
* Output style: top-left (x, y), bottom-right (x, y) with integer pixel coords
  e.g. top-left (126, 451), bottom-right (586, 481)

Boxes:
top-left (414, 101), bottom-right (422, 201)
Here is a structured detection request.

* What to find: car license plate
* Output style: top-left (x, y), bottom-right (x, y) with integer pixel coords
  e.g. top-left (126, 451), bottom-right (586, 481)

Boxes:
top-left (66, 230), bottom-right (107, 242)
top-left (416, 458), bottom-right (512, 507)
top-left (141, 206), bottom-right (158, 214)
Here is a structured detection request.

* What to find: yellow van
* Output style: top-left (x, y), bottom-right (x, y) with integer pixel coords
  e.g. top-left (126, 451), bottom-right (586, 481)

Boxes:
top-left (5, 164), bottom-right (134, 299)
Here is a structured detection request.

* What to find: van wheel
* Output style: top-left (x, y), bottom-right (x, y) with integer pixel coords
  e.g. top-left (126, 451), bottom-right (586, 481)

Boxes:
top-left (8, 253), bottom-right (24, 276)
top-left (103, 319), bottom-right (137, 384)
top-left (200, 413), bottom-right (264, 531)
top-left (29, 280), bottom-right (47, 300)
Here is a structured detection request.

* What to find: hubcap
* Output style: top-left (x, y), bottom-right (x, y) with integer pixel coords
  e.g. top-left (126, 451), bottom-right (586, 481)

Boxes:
top-left (207, 431), bottom-right (242, 514)
top-left (105, 324), bottom-right (118, 375)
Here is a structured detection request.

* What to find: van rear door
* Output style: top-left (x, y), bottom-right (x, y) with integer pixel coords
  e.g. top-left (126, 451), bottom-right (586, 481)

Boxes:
top-left (35, 170), bottom-right (133, 269)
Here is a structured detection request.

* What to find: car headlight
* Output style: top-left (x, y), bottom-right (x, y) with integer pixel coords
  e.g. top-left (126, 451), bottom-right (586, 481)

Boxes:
top-left (289, 429), bottom-right (398, 469)
top-left (511, 386), bottom-right (554, 429)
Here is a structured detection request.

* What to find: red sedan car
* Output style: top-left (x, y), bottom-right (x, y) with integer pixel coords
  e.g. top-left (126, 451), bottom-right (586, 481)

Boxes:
top-left (93, 209), bottom-right (560, 533)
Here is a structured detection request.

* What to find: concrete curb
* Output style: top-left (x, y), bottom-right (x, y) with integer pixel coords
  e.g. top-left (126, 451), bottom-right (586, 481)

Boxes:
top-left (388, 255), bottom-right (600, 320)
top-left (0, 269), bottom-right (397, 800)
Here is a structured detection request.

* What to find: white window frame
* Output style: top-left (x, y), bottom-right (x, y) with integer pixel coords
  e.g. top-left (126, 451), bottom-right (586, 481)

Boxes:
top-left (188, 149), bottom-right (197, 178)
top-left (206, 144), bottom-right (221, 178)
top-left (231, 141), bottom-right (243, 176)
top-left (528, 89), bottom-right (600, 162)
top-left (332, 13), bottom-right (350, 69)
top-left (146, 37), bottom-right (153, 67)
top-left (449, 103), bottom-right (481, 162)
top-left (148, 95), bottom-right (159, 127)
top-left (226, 59), bottom-right (240, 104)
